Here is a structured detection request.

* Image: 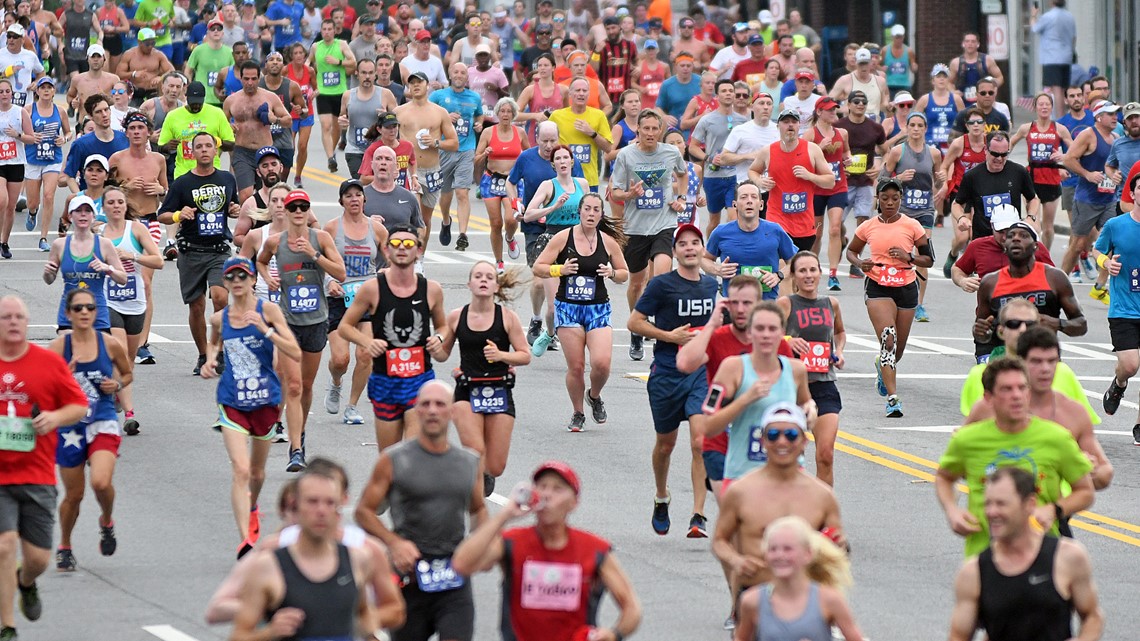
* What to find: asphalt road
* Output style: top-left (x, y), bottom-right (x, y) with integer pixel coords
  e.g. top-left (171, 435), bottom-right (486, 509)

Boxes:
top-left (2, 134), bottom-right (1138, 641)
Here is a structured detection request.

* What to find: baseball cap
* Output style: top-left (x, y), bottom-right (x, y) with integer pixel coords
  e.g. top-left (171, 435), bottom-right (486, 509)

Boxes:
top-left (892, 91), bottom-right (915, 105)
top-left (84, 154), bottom-right (110, 171)
top-left (533, 460), bottom-right (580, 494)
top-left (990, 204), bottom-right (1021, 232)
top-left (777, 108), bottom-right (801, 121)
top-left (648, 17), bottom-right (662, 29)
top-left (1124, 102), bottom-right (1140, 118)
top-left (855, 47), bottom-right (872, 63)
top-left (407, 70), bottom-right (430, 83)
top-left (493, 10), bottom-right (507, 18)
top-left (415, 28), bottom-right (431, 41)
top-left (931, 63), bottom-right (950, 77)
top-left (208, 17), bottom-right (224, 28)
top-left (673, 223), bottom-right (704, 245)
top-left (644, 38), bottom-right (658, 49)
top-left (760, 402), bottom-right (808, 431)
top-left (890, 24), bottom-right (905, 37)
top-left (758, 9), bottom-right (773, 23)
top-left (87, 44), bottom-right (106, 58)
top-left (679, 17), bottom-right (695, 27)
top-left (254, 145), bottom-right (280, 164)
top-left (816, 96), bottom-right (839, 111)
top-left (284, 190), bottom-right (310, 207)
top-left (339, 179), bottom-right (364, 197)
top-left (242, 0), bottom-right (255, 5)
top-left (34, 76), bottom-right (55, 88)
top-left (138, 27), bottom-right (157, 41)
top-left (68, 195), bottom-right (97, 213)
top-left (358, 15), bottom-right (376, 25)
top-left (6, 24), bottom-right (24, 37)
top-left (732, 21), bottom-right (749, 34)
top-left (747, 34), bottom-right (764, 45)
top-left (186, 81), bottom-right (207, 104)
top-left (379, 111), bottom-right (399, 127)
top-left (1093, 99), bottom-right (1120, 117)
top-left (795, 69), bottom-right (815, 81)
top-left (849, 90), bottom-right (868, 102)
top-left (1006, 220), bottom-right (1038, 241)
top-left (877, 177), bottom-right (903, 193)
top-left (475, 43), bottom-right (492, 55)
top-left (614, 7), bottom-right (628, 17)
top-left (602, 16), bottom-right (620, 26)
top-left (223, 256), bottom-right (256, 276)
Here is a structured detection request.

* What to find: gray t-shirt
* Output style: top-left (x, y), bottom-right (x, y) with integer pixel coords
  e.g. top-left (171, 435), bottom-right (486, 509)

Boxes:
top-left (692, 111), bottom-right (749, 179)
top-left (364, 184), bottom-right (423, 230)
top-left (611, 143), bottom-right (687, 236)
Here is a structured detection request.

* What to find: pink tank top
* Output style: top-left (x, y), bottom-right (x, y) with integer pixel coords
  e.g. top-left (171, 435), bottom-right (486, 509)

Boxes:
top-left (527, 80), bottom-right (564, 145)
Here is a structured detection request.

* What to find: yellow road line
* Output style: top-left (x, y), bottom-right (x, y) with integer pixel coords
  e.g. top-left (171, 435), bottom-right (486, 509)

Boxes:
top-left (299, 168), bottom-right (344, 188)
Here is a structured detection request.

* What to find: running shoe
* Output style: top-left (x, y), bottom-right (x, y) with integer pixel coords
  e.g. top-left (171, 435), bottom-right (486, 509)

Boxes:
top-left (723, 614), bottom-right (736, 631)
top-left (439, 220), bottom-right (453, 246)
top-left (294, 176), bottom-right (304, 189)
top-left (849, 263), bottom-right (864, 279)
top-left (0, 244), bottom-right (10, 259)
top-left (15, 196), bottom-right (25, 212)
top-left (272, 422), bottom-right (287, 443)
top-left (567, 411), bottom-right (586, 432)
top-left (1103, 378), bottom-right (1127, 415)
top-left (123, 416), bottom-right (140, 436)
top-left (16, 569), bottom-right (41, 620)
top-left (483, 472), bottom-right (496, 497)
top-left (286, 448), bottom-right (306, 472)
top-left (135, 343), bottom-right (156, 365)
top-left (496, 261), bottom-right (504, 274)
top-left (1069, 268), bottom-right (1082, 283)
top-left (55, 548), bottom-right (76, 572)
top-left (531, 330), bottom-right (553, 357)
top-left (99, 521), bottom-right (117, 556)
top-left (324, 383), bottom-right (342, 414)
top-left (651, 495), bottom-right (670, 535)
top-left (456, 233), bottom-right (469, 251)
top-left (192, 354), bottom-right (207, 376)
top-left (343, 406), bottom-right (364, 425)
top-left (328, 157), bottom-right (338, 173)
top-left (942, 252), bottom-right (957, 279)
top-left (915, 304), bottom-right (929, 322)
top-left (549, 335), bottom-right (560, 351)
top-left (248, 506), bottom-right (261, 544)
top-left (687, 513), bottom-right (708, 538)
top-left (828, 275), bottom-right (841, 291)
top-left (885, 395), bottom-right (903, 418)
top-left (1133, 424), bottom-right (1140, 446)
top-left (628, 333), bottom-right (644, 361)
top-left (38, 238), bottom-right (49, 252)
top-left (163, 242), bottom-right (178, 261)
top-left (1, 625), bottom-right (16, 641)
top-left (237, 539), bottom-right (254, 560)
top-left (1079, 255), bottom-right (1096, 280)
top-left (526, 319), bottom-right (542, 345)
top-left (24, 210), bottom-right (35, 231)
top-left (1089, 284), bottom-right (1110, 305)
top-left (506, 236), bottom-right (520, 259)
top-left (874, 357), bottom-right (887, 397)
top-left (585, 391), bottom-right (607, 424)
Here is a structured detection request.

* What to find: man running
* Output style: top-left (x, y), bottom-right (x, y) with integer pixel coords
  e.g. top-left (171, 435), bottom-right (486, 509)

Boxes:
top-left (233, 146), bottom-right (288, 247)
top-left (116, 28), bottom-right (174, 107)
top-left (259, 51), bottom-right (305, 185)
top-left (66, 45), bottom-right (120, 119)
top-left (223, 61), bottom-right (293, 204)
top-left (594, 15), bottom-right (637, 104)
top-left (950, 76), bottom-right (1009, 136)
top-left (396, 72), bottom-right (459, 248)
top-left (430, 62), bottom-right (486, 251)
top-left (185, 16), bottom-right (233, 108)
top-left (829, 48), bottom-right (889, 119)
top-left (952, 131), bottom-right (1039, 250)
top-left (1061, 99), bottom-right (1119, 282)
top-left (549, 76), bottom-right (613, 193)
top-left (309, 18), bottom-right (356, 173)
top-left (947, 33), bottom-right (1004, 107)
top-left (339, 59), bottom-right (390, 179)
top-left (62, 94), bottom-right (129, 194)
top-left (362, 147), bottom-right (424, 236)
top-left (689, 79), bottom-right (748, 236)
top-left (705, 181), bottom-right (797, 300)
top-left (834, 89), bottom-right (887, 279)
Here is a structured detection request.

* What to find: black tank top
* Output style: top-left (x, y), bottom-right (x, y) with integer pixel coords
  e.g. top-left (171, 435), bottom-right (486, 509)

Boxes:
top-left (555, 227), bottom-right (610, 305)
top-left (456, 304), bottom-right (510, 378)
top-left (250, 190), bottom-right (269, 230)
top-left (978, 535), bottom-right (1072, 641)
top-left (272, 543), bottom-right (358, 640)
top-left (373, 272), bottom-right (432, 376)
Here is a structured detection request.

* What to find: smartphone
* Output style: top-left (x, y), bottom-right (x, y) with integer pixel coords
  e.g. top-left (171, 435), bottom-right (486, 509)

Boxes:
top-left (702, 383), bottom-right (726, 415)
top-left (721, 307), bottom-right (732, 327)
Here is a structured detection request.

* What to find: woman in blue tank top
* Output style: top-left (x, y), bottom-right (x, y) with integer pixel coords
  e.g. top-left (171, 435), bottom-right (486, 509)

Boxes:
top-left (735, 515), bottom-right (864, 641)
top-left (47, 288), bottom-right (135, 571)
top-left (44, 195), bottom-right (129, 332)
top-left (25, 76), bottom-right (71, 252)
top-left (200, 256), bottom-right (301, 557)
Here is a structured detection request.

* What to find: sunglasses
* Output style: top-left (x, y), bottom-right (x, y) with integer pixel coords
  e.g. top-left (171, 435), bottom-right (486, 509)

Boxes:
top-left (988, 150), bottom-right (1009, 158)
top-left (977, 90), bottom-right (995, 96)
top-left (1001, 319), bottom-right (1037, 330)
top-left (224, 271), bottom-right (252, 281)
top-left (735, 92), bottom-right (750, 99)
top-left (896, 102), bottom-right (913, 108)
top-left (848, 99), bottom-right (867, 105)
top-left (110, 88), bottom-right (126, 95)
top-left (69, 303), bottom-right (98, 312)
top-left (765, 428), bottom-right (801, 442)
top-left (286, 202), bottom-right (310, 212)
top-left (536, 29), bottom-right (552, 35)
top-left (208, 25), bottom-right (223, 31)
top-left (967, 119), bottom-right (985, 125)
top-left (552, 16), bottom-right (564, 21)
top-left (389, 238), bottom-right (418, 249)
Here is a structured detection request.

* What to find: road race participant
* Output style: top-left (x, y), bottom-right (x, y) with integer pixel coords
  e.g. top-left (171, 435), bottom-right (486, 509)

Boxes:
top-left (259, 51), bottom-right (305, 185)
top-left (845, 178), bottom-right (933, 417)
top-left (532, 192), bottom-right (628, 431)
top-left (1058, 85), bottom-right (1094, 219)
top-left (0, 77), bottom-right (31, 260)
top-left (595, 15), bottom-right (637, 104)
top-left (733, 515), bottom-right (863, 641)
top-left (952, 131), bottom-right (1039, 260)
top-left (947, 466), bottom-right (1103, 641)
top-left (185, 16), bottom-right (234, 107)
top-left (453, 461), bottom-right (642, 641)
top-left (24, 77), bottom-right (69, 253)
top-left (717, 93), bottom-right (778, 186)
top-left (359, 111), bottom-right (418, 191)
top-left (1061, 99), bottom-right (1119, 285)
top-left (337, 225), bottom-right (448, 451)
top-left (396, 71), bottom-right (459, 248)
top-left (0, 24), bottom-right (42, 111)
top-left (223, 61), bottom-right (293, 204)
top-left (309, 18), bottom-right (357, 173)
top-left (213, 41), bottom-right (253, 106)
top-left (285, 42), bottom-right (317, 188)
top-left (948, 33), bottom-right (1003, 106)
top-left (829, 48), bottom-right (889, 119)
top-left (66, 45), bottom-right (119, 121)
top-left (258, 190), bottom-right (346, 472)
top-left (950, 77), bottom-right (1008, 136)
top-left (47, 289), bottom-right (133, 571)
top-left (354, 379), bottom-right (486, 641)
top-left (938, 108), bottom-right (989, 273)
top-left (515, 53), bottom-right (566, 145)
top-left (802, 97), bottom-right (849, 284)
top-left (43, 196), bottom-right (129, 333)
top-left (952, 204), bottom-right (1055, 302)
top-left (0, 296), bottom-right (88, 641)
top-left (474, 98), bottom-right (528, 270)
top-left (1010, 93), bottom-right (1073, 253)
top-left (156, 81), bottom-right (235, 183)
top-left (705, 181), bottom-right (796, 300)
top-left (361, 146), bottom-right (423, 239)
top-left (884, 112), bottom-right (944, 322)
top-left (834, 89), bottom-right (887, 279)
top-left (712, 403), bottom-right (842, 605)
top-left (628, 223), bottom-right (716, 537)
top-left (441, 261), bottom-right (531, 495)
top-left (689, 79), bottom-right (749, 235)
top-left (157, 132), bottom-right (242, 375)
top-left (633, 39), bottom-right (667, 109)
top-left (664, 128), bottom-right (707, 227)
top-left (234, 147), bottom-right (287, 247)
top-left (200, 256), bottom-right (300, 557)
top-left (549, 76), bottom-right (613, 193)
top-left (118, 29), bottom-right (175, 107)
top-left (915, 64), bottom-right (965, 152)
top-left (656, 52), bottom-right (700, 133)
top-left (139, 72), bottom-right (185, 204)
top-left (777, 252), bottom-right (845, 486)
top-left (431, 62), bottom-right (486, 252)
top-left (339, 59), bottom-right (386, 179)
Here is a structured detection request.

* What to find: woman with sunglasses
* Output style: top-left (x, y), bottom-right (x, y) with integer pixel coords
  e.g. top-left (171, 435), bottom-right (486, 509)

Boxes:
top-left (1010, 92), bottom-right (1074, 254)
top-left (200, 256), bottom-right (301, 557)
top-left (0, 77), bottom-right (31, 259)
top-left (515, 53), bottom-right (565, 145)
top-left (109, 81), bottom-right (134, 132)
top-left (21, 76), bottom-right (69, 252)
top-left (48, 288), bottom-right (135, 571)
top-left (101, 185), bottom-right (162, 436)
top-left (882, 91), bottom-right (913, 147)
top-left (44, 196), bottom-right (129, 333)
top-left (358, 111), bottom-right (417, 191)
top-left (532, 192), bottom-right (629, 432)
top-left (664, 128), bottom-right (705, 227)
top-left (845, 178), bottom-right (934, 418)
top-left (914, 64), bottom-right (964, 152)
top-left (475, 98), bottom-right (528, 272)
top-left (936, 107), bottom-right (989, 273)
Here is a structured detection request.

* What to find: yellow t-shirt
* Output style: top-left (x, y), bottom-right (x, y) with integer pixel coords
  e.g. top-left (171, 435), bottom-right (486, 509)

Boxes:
top-left (548, 106), bottom-right (612, 188)
top-left (156, 103), bottom-right (236, 179)
top-left (959, 360), bottom-right (1100, 424)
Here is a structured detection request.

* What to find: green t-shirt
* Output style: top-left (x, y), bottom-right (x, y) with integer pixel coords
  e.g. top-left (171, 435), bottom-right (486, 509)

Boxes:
top-left (938, 417), bottom-right (1093, 557)
top-left (186, 44), bottom-right (234, 106)
top-left (959, 360), bottom-right (1100, 425)
top-left (136, 0), bottom-right (175, 47)
top-left (156, 104), bottom-right (236, 178)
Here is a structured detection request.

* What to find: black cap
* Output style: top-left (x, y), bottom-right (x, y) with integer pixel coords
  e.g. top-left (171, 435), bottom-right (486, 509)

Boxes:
top-left (603, 16), bottom-right (620, 26)
top-left (848, 89), bottom-right (868, 102)
top-left (202, 2), bottom-right (216, 12)
top-left (407, 71), bottom-right (429, 83)
top-left (186, 81), bottom-right (206, 104)
top-left (339, 179), bottom-right (364, 198)
top-left (379, 112), bottom-right (399, 127)
top-left (877, 177), bottom-right (903, 193)
top-left (359, 15), bottom-right (376, 24)
top-left (648, 17), bottom-right (663, 28)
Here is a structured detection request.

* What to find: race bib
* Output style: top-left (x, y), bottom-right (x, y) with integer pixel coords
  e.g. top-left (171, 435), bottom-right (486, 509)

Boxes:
top-left (564, 275), bottom-right (596, 301)
top-left (270, 122), bottom-right (283, 135)
top-left (342, 280), bottom-right (363, 306)
top-left (386, 346), bottom-right (426, 378)
top-left (848, 154), bottom-right (867, 174)
top-left (876, 265), bottom-right (908, 286)
top-left (107, 275), bottom-right (138, 301)
top-left (677, 206), bottom-right (694, 225)
top-left (283, 22), bottom-right (295, 35)
top-left (321, 71), bottom-right (341, 87)
top-left (889, 60), bottom-right (906, 76)
top-left (781, 191), bottom-right (808, 213)
top-left (746, 425), bottom-right (767, 462)
top-left (470, 384), bottom-right (508, 414)
top-left (70, 36), bottom-right (87, 52)
top-left (800, 341), bottom-right (832, 373)
top-left (489, 174), bottom-right (507, 194)
top-left (931, 126), bottom-right (950, 144)
top-left (645, 81), bottom-right (660, 97)
top-left (981, 193), bottom-right (1011, 220)
top-left (423, 170), bottom-right (442, 193)
top-left (415, 558), bottom-right (465, 593)
top-left (197, 211), bottom-right (226, 236)
top-left (0, 141), bottom-right (16, 161)
top-left (286, 284), bottom-right (320, 314)
top-left (268, 289), bottom-right (280, 304)
top-left (829, 161), bottom-right (841, 182)
top-left (1130, 268), bottom-right (1140, 293)
top-left (454, 117), bottom-right (469, 139)
top-left (207, 71), bottom-right (218, 87)
top-left (353, 127), bottom-right (368, 148)
top-left (11, 93), bottom-right (25, 107)
top-left (234, 373), bottom-right (273, 406)
top-left (738, 265), bottom-right (773, 292)
top-left (964, 86), bottom-right (977, 102)
top-left (520, 560), bottom-right (582, 611)
top-left (181, 139), bottom-right (194, 159)
top-left (0, 416), bottom-right (35, 452)
top-left (1029, 142), bottom-right (1052, 163)
top-left (34, 141), bottom-right (55, 161)
top-left (606, 76), bottom-right (625, 94)
top-left (635, 187), bottom-right (663, 210)
top-left (1098, 176), bottom-right (1118, 194)
top-left (569, 144), bottom-right (591, 166)
top-left (903, 189), bottom-right (931, 210)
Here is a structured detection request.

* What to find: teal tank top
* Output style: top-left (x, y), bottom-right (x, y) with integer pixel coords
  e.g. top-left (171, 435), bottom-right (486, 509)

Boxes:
top-left (545, 178), bottom-right (583, 228)
top-left (724, 355), bottom-right (798, 481)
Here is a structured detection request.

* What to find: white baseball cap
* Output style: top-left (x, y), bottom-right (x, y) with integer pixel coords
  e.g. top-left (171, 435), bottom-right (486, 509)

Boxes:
top-left (87, 44), bottom-right (106, 58)
top-left (69, 195), bottom-right (97, 213)
top-left (6, 23), bottom-right (24, 37)
top-left (855, 47), bottom-right (872, 63)
top-left (990, 204), bottom-right (1021, 232)
top-left (890, 24), bottom-right (905, 37)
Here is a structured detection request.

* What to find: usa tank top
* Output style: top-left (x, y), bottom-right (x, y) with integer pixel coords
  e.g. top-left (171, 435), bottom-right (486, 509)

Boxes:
top-left (57, 236), bottom-right (111, 330)
top-left (555, 228), bottom-right (610, 305)
top-left (104, 224), bottom-right (147, 316)
top-left (786, 295), bottom-right (836, 383)
top-left (335, 217), bottom-right (379, 307)
top-left (218, 299), bottom-right (282, 409)
top-left (678, 162), bottom-right (701, 225)
top-left (724, 355), bottom-right (797, 481)
top-left (62, 332), bottom-right (118, 426)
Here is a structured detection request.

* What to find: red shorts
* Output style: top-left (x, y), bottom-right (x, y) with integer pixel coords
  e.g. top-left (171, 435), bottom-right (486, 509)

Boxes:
top-left (216, 404), bottom-right (280, 440)
top-left (89, 433), bottom-right (122, 457)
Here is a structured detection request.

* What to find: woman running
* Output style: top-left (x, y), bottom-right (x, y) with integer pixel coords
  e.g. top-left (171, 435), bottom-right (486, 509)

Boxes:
top-left (532, 192), bottom-right (629, 431)
top-left (359, 111), bottom-right (417, 191)
top-left (442, 261), bottom-right (532, 495)
top-left (101, 186), bottom-right (163, 436)
top-left (632, 42), bottom-right (668, 109)
top-left (44, 196), bottom-right (128, 334)
top-left (803, 98), bottom-right (850, 292)
top-left (681, 71), bottom-right (718, 131)
top-left (845, 178), bottom-right (933, 417)
top-left (937, 107), bottom-right (988, 268)
top-left (0, 78), bottom-right (31, 259)
top-left (665, 128), bottom-right (705, 227)
top-left (286, 42), bottom-right (317, 188)
top-left (523, 145), bottom-right (589, 356)
top-left (882, 91), bottom-right (914, 146)
top-left (883, 112), bottom-right (944, 322)
top-left (48, 288), bottom-right (135, 571)
top-left (63, 155), bottom-right (113, 231)
top-left (515, 53), bottom-right (566, 145)
top-left (475, 97), bottom-right (529, 271)
top-left (200, 256), bottom-right (301, 558)
top-left (734, 515), bottom-right (863, 641)
top-left (241, 183), bottom-right (291, 305)
top-left (109, 81), bottom-right (134, 131)
top-left (776, 251), bottom-right (846, 486)
top-left (914, 63), bottom-right (964, 152)
top-left (24, 76), bottom-right (70, 252)
top-left (1010, 92), bottom-right (1073, 254)
top-left (97, 0), bottom-right (130, 71)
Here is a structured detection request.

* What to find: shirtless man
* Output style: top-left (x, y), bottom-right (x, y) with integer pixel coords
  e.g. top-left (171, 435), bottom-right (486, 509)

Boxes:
top-left (394, 71), bottom-right (457, 249)
top-left (671, 16), bottom-right (711, 71)
top-left (711, 402), bottom-right (845, 600)
top-left (117, 28), bottom-right (174, 106)
top-left (30, 0), bottom-right (62, 42)
top-left (222, 60), bottom-right (293, 203)
top-left (66, 45), bottom-right (121, 119)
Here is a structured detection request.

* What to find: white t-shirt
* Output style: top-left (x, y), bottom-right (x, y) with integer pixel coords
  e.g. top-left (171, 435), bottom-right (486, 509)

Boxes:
top-left (781, 93), bottom-right (821, 135)
top-left (402, 55), bottom-right (448, 87)
top-left (723, 120), bottom-right (779, 182)
top-left (710, 46), bottom-right (750, 81)
top-left (0, 48), bottom-right (43, 108)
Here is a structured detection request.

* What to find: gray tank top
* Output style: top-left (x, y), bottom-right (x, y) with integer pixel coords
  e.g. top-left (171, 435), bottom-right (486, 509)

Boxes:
top-left (260, 76), bottom-right (295, 152)
top-left (335, 216), bottom-right (379, 285)
top-left (388, 439), bottom-right (478, 557)
top-left (345, 87), bottom-right (384, 155)
top-left (757, 583), bottom-right (832, 641)
top-left (785, 295), bottom-right (837, 383)
top-left (898, 141), bottom-right (935, 216)
top-left (274, 228), bottom-right (328, 326)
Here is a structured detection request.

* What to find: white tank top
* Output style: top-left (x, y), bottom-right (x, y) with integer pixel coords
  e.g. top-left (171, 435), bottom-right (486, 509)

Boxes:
top-left (849, 73), bottom-right (882, 122)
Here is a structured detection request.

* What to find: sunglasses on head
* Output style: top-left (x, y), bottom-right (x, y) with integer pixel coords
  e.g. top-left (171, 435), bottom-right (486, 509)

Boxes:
top-left (967, 119), bottom-right (985, 125)
top-left (224, 271), bottom-right (252, 281)
top-left (389, 238), bottom-right (418, 249)
top-left (286, 202), bottom-right (310, 212)
top-left (988, 150), bottom-right (1009, 158)
top-left (69, 303), bottom-right (97, 312)
top-left (765, 427), bottom-right (801, 442)
top-left (1002, 319), bottom-right (1036, 330)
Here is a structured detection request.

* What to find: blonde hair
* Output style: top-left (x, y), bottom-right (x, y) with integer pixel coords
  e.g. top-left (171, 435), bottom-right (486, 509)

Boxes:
top-left (468, 260), bottom-right (525, 303)
top-left (761, 516), bottom-right (852, 590)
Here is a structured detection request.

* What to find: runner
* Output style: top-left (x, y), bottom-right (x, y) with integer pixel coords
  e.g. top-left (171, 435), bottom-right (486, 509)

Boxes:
top-left (950, 77), bottom-right (1009, 135)
top-left (185, 16), bottom-right (234, 108)
top-left (665, 128), bottom-right (706, 228)
top-left (285, 42), bottom-right (317, 188)
top-left (802, 97), bottom-right (850, 286)
top-left (309, 18), bottom-right (356, 174)
top-left (44, 196), bottom-right (129, 334)
top-left (632, 39), bottom-right (667, 109)
top-left (829, 48), bottom-right (889, 119)
top-left (834, 89), bottom-right (887, 280)
top-left (117, 29), bottom-right (175, 107)
top-left (938, 107), bottom-right (989, 275)
top-left (65, 45), bottom-right (119, 120)
top-left (452, 460), bottom-right (642, 641)
top-left (532, 192), bottom-right (628, 431)
top-left (222, 61), bottom-right (293, 204)
top-left (1010, 93), bottom-right (1073, 253)
top-left (257, 189), bottom-right (346, 472)
top-left (353, 379), bottom-right (485, 641)
top-left (23, 77), bottom-right (69, 254)
top-left (156, 81), bottom-right (235, 184)
top-left (845, 178), bottom-right (934, 417)
top-left (396, 72), bottom-right (459, 249)
top-left (717, 93), bottom-right (779, 188)
top-left (139, 71), bottom-right (184, 193)
top-left (549, 76), bottom-right (613, 194)
top-left (515, 53), bottom-right (566, 145)
top-left (258, 52), bottom-right (305, 186)
top-left (951, 131), bottom-right (1039, 265)
top-left (915, 64), bottom-right (965, 153)
top-left (47, 288), bottom-right (134, 570)
top-left (948, 33), bottom-right (1003, 107)
top-left (360, 146), bottom-right (424, 237)
top-left (705, 181), bottom-right (796, 299)
top-left (199, 256), bottom-right (299, 556)
top-left (474, 98), bottom-right (527, 271)
top-left (1058, 85), bottom-right (1094, 225)
top-left (339, 59), bottom-right (386, 179)
top-left (594, 15), bottom-right (636, 104)
top-left (656, 53), bottom-right (700, 133)
top-left (0, 24), bottom-right (43, 111)
top-left (430, 62), bottom-right (486, 252)
top-left (1060, 100), bottom-right (1119, 284)
top-left (233, 147), bottom-right (289, 247)
top-left (211, 41), bottom-right (252, 107)
top-left (689, 79), bottom-right (748, 235)
top-left (951, 204), bottom-right (1056, 304)
top-left (0, 78), bottom-right (31, 259)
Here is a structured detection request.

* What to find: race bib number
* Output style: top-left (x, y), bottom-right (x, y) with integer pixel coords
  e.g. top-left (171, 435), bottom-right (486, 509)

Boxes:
top-left (286, 284), bottom-right (320, 314)
top-left (964, 86), bottom-right (977, 102)
top-left (386, 346), bottom-right (426, 377)
top-left (1029, 142), bottom-right (1052, 163)
top-left (801, 341), bottom-right (832, 373)
top-left (197, 211), bottom-right (226, 236)
top-left (876, 265), bottom-right (907, 286)
top-left (415, 558), bottom-right (465, 593)
top-left (738, 265), bottom-right (772, 292)
top-left (829, 161), bottom-right (841, 182)
top-left (645, 81), bottom-right (660, 97)
top-left (903, 189), bottom-right (931, 210)
top-left (635, 187), bottom-right (663, 210)
top-left (677, 205), bottom-right (694, 225)
top-left (234, 373), bottom-right (273, 406)
top-left (1130, 268), bottom-right (1140, 293)
top-left (342, 280), bottom-right (363, 306)
top-left (423, 170), bottom-right (442, 193)
top-left (207, 71), bottom-right (218, 87)
top-left (0, 141), bottom-right (16, 161)
top-left (747, 425), bottom-right (767, 462)
top-left (781, 191), bottom-right (808, 213)
top-left (470, 385), bottom-right (508, 413)
top-left (270, 122), bottom-right (283, 135)
top-left (353, 127), bottom-right (368, 148)
top-left (321, 71), bottom-right (340, 87)
top-left (0, 416), bottom-right (35, 452)
top-left (981, 193), bottom-right (1011, 219)
top-left (848, 154), bottom-right (867, 174)
top-left (268, 289), bottom-right (280, 304)
top-left (564, 275), bottom-right (596, 301)
top-left (107, 275), bottom-right (138, 302)
top-left (489, 174), bottom-right (507, 194)
top-left (520, 560), bottom-right (582, 611)
top-left (283, 22), bottom-right (295, 35)
top-left (889, 60), bottom-right (907, 76)
top-left (70, 37), bottom-right (87, 52)
top-left (1098, 176), bottom-right (1118, 194)
top-left (11, 92), bottom-right (25, 107)
top-left (569, 144), bottom-right (592, 166)
top-left (606, 76), bottom-right (625, 94)
top-left (931, 126), bottom-right (950, 144)
top-left (454, 117), bottom-right (469, 139)
top-left (35, 141), bottom-right (55, 161)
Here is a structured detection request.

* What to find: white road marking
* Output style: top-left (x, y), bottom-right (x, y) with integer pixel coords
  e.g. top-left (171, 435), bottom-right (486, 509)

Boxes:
top-left (878, 425), bottom-right (958, 433)
top-left (142, 624), bottom-right (203, 641)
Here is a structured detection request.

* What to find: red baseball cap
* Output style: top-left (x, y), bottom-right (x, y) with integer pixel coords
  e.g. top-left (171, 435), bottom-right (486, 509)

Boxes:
top-left (795, 69), bottom-right (815, 81)
top-left (284, 190), bottom-right (310, 207)
top-left (816, 96), bottom-right (839, 111)
top-left (673, 223), bottom-right (703, 245)
top-left (533, 460), bottom-right (580, 494)
top-left (415, 29), bottom-right (432, 41)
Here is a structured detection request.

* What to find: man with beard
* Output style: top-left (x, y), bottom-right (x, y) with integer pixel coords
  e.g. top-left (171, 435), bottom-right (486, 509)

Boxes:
top-left (709, 22), bottom-right (749, 82)
top-left (67, 45), bottom-right (120, 119)
top-left (593, 16), bottom-right (636, 105)
top-left (395, 72), bottom-right (458, 249)
top-left (340, 59), bottom-right (396, 179)
top-left (258, 51), bottom-right (305, 185)
top-left (222, 61), bottom-right (292, 203)
top-left (233, 146), bottom-right (286, 247)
